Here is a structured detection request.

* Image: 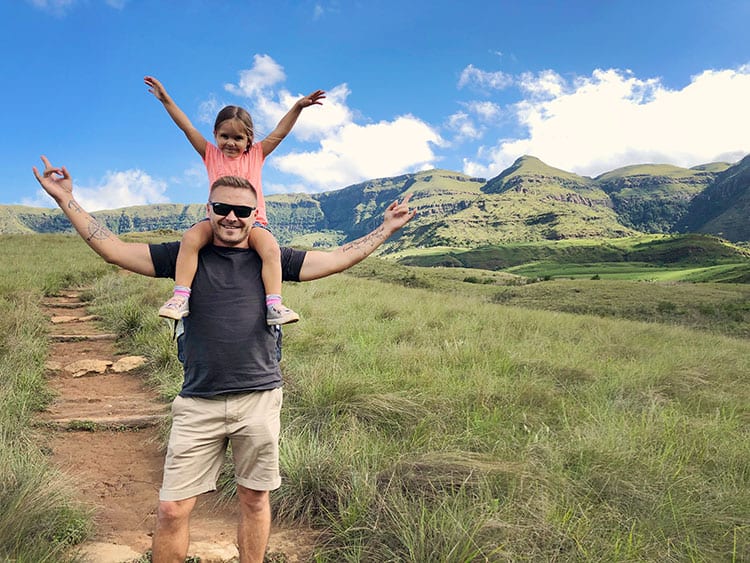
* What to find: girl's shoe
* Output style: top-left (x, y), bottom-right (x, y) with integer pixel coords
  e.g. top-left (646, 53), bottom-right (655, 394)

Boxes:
top-left (159, 294), bottom-right (190, 320)
top-left (266, 304), bottom-right (299, 325)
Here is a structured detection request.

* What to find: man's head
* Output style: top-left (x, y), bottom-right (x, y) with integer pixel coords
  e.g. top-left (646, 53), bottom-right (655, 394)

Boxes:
top-left (207, 176), bottom-right (258, 247)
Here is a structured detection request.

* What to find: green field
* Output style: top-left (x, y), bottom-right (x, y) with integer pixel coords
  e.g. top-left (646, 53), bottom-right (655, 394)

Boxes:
top-left (1, 232), bottom-right (749, 561)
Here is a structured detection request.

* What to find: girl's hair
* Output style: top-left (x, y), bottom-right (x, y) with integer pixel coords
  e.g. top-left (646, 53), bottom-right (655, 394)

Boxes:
top-left (214, 106), bottom-right (255, 151)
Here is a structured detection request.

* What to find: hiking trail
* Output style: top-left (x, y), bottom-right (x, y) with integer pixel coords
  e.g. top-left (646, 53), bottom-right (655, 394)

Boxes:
top-left (38, 288), bottom-right (315, 563)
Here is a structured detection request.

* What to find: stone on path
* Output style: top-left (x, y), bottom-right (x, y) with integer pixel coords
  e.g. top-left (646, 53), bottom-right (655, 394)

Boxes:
top-left (64, 359), bottom-right (112, 378)
top-left (111, 355), bottom-right (148, 372)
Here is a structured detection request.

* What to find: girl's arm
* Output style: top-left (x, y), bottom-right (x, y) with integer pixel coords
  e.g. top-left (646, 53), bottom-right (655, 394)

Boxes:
top-left (260, 90), bottom-right (325, 158)
top-left (144, 76), bottom-right (208, 158)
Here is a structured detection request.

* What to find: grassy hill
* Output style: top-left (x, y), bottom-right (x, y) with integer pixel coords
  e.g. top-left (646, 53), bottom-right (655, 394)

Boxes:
top-left (3, 154), bottom-right (748, 249)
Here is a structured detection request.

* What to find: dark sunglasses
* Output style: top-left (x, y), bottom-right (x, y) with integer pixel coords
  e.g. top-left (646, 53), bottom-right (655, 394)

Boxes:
top-left (209, 201), bottom-right (256, 218)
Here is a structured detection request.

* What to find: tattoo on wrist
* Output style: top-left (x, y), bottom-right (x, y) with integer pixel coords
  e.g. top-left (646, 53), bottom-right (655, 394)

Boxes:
top-left (67, 200), bottom-right (82, 213)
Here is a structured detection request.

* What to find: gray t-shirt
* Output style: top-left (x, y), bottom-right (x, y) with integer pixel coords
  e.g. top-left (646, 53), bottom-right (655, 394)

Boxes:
top-left (149, 242), bottom-right (306, 397)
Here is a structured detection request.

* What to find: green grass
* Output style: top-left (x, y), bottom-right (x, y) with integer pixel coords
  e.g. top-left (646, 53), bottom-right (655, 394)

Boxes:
top-left (398, 233), bottom-right (750, 279)
top-left (2, 232), bottom-right (750, 561)
top-left (0, 242), bottom-right (97, 560)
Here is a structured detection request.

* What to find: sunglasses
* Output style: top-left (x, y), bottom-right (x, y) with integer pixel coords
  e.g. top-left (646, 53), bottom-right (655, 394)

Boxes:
top-left (209, 201), bottom-right (256, 218)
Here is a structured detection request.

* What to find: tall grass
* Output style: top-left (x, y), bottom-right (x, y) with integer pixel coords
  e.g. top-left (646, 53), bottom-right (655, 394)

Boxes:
top-left (0, 292), bottom-right (91, 561)
top-left (7, 232), bottom-right (748, 561)
top-left (273, 275), bottom-right (750, 561)
top-left (0, 234), bottom-right (119, 561)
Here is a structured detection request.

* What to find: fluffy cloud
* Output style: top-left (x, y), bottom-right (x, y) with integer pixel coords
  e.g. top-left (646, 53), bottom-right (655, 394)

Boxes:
top-left (272, 116), bottom-right (441, 190)
top-left (252, 83), bottom-right (353, 141)
top-left (218, 55), bottom-right (441, 191)
top-left (224, 54), bottom-right (286, 98)
top-left (464, 66), bottom-right (750, 178)
top-left (75, 170), bottom-right (169, 210)
top-left (458, 64), bottom-right (513, 91)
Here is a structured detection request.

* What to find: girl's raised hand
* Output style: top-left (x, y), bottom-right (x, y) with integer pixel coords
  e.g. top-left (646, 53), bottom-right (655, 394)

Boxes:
top-left (299, 90), bottom-right (326, 108)
top-left (144, 75), bottom-right (168, 102)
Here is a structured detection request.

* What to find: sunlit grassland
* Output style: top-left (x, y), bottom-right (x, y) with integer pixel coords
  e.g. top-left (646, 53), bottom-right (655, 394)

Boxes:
top-left (506, 261), bottom-right (750, 282)
top-left (3, 232), bottom-right (749, 561)
top-left (93, 265), bottom-right (749, 561)
top-left (273, 275), bottom-right (749, 561)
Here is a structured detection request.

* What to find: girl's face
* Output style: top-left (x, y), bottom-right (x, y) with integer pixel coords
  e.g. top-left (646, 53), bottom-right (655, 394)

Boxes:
top-left (214, 119), bottom-right (251, 158)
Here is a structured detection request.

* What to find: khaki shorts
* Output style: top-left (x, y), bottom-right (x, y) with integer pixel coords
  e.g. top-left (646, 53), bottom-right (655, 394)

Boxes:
top-left (159, 388), bottom-right (283, 501)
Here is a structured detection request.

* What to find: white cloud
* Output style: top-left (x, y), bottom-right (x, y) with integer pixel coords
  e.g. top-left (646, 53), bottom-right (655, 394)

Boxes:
top-left (446, 111), bottom-right (482, 142)
top-left (212, 55), bottom-right (443, 191)
top-left (465, 100), bottom-right (502, 121)
top-left (28, 170), bottom-right (168, 211)
top-left (224, 54), bottom-right (286, 98)
top-left (272, 116), bottom-right (441, 191)
top-left (253, 83), bottom-right (353, 141)
top-left (458, 64), bottom-right (513, 91)
top-left (518, 69), bottom-right (567, 99)
top-left (197, 94), bottom-right (223, 125)
top-left (25, 169), bottom-right (169, 210)
top-left (463, 66), bottom-right (750, 178)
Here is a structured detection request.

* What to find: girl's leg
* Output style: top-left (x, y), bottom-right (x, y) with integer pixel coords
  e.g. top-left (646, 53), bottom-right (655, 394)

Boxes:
top-left (249, 226), bottom-right (300, 325)
top-left (159, 221), bottom-right (213, 320)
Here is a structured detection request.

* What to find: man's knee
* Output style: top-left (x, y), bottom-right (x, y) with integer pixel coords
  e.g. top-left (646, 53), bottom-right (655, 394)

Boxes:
top-left (237, 486), bottom-right (269, 513)
top-left (156, 498), bottom-right (195, 525)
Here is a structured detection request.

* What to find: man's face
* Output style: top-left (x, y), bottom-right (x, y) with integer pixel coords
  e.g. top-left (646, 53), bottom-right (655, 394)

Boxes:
top-left (206, 185), bottom-right (257, 247)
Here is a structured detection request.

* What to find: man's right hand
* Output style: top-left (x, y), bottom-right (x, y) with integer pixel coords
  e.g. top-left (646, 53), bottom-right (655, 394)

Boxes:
top-left (32, 155), bottom-right (73, 203)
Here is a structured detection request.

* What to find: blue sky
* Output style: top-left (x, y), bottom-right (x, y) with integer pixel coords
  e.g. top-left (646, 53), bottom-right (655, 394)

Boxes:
top-left (4, 0), bottom-right (750, 210)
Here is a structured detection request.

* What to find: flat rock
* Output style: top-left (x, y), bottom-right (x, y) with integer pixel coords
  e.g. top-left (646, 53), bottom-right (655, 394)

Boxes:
top-left (45, 360), bottom-right (63, 372)
top-left (111, 356), bottom-right (148, 372)
top-left (64, 359), bottom-right (113, 378)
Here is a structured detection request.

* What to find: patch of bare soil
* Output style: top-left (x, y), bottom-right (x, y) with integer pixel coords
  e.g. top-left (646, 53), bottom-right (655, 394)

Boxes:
top-left (37, 289), bottom-right (317, 563)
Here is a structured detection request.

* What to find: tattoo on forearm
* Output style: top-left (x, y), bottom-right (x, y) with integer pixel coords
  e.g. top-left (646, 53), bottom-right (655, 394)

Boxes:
top-left (342, 225), bottom-right (386, 254)
top-left (65, 199), bottom-right (112, 242)
top-left (85, 219), bottom-right (112, 242)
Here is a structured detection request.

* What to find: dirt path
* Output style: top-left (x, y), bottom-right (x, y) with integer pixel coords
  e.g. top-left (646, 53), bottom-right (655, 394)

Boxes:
top-left (38, 289), bottom-right (315, 563)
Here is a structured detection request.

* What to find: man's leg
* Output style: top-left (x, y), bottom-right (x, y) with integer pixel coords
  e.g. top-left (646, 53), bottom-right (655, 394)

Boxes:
top-left (236, 485), bottom-right (271, 563)
top-left (151, 496), bottom-right (197, 563)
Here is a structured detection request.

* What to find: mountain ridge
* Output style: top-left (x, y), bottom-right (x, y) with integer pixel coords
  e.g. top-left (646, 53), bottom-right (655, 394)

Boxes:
top-left (5, 155), bottom-right (749, 247)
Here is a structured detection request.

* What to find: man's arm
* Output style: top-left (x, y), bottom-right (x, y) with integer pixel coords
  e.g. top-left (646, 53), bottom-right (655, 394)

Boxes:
top-left (260, 90), bottom-right (326, 158)
top-left (144, 76), bottom-right (208, 158)
top-left (298, 195), bottom-right (416, 281)
top-left (32, 156), bottom-right (157, 276)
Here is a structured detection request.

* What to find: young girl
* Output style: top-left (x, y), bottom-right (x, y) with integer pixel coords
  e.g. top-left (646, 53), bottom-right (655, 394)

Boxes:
top-left (144, 76), bottom-right (325, 325)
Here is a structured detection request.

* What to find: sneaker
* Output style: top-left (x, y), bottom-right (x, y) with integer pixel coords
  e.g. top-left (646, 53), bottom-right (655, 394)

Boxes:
top-left (159, 294), bottom-right (190, 320)
top-left (266, 304), bottom-right (300, 326)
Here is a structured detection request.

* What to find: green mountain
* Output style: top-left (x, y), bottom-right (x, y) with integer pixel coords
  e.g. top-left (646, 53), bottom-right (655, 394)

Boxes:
top-left (4, 155), bottom-right (748, 248)
top-left (596, 162), bottom-right (727, 232)
top-left (680, 155), bottom-right (750, 242)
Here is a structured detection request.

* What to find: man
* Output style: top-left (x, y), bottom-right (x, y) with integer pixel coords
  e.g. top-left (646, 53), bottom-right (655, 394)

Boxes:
top-left (33, 155), bottom-right (416, 563)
